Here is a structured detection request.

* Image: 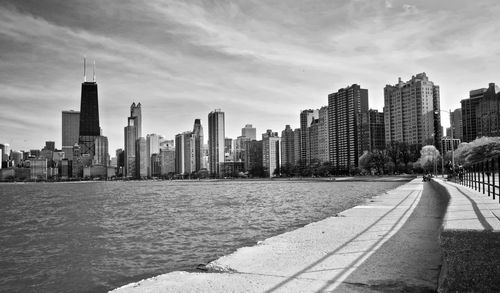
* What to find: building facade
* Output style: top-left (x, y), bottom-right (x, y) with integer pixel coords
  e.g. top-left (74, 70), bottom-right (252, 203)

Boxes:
top-left (328, 84), bottom-right (368, 172)
top-left (62, 110), bottom-right (80, 161)
top-left (208, 109), bottom-right (225, 177)
top-left (262, 130), bottom-right (280, 177)
top-left (300, 109), bottom-right (318, 165)
top-left (384, 73), bottom-right (441, 148)
top-left (281, 125), bottom-right (295, 166)
top-left (367, 109), bottom-right (385, 151)
top-left (241, 124), bottom-right (256, 140)
top-left (461, 88), bottom-right (486, 142)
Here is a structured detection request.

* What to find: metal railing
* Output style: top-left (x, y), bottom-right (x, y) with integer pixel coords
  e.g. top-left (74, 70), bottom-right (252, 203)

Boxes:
top-left (454, 157), bottom-right (500, 202)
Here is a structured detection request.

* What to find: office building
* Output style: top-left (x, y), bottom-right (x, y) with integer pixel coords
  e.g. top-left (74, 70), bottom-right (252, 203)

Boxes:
top-left (160, 148), bottom-right (175, 176)
top-left (242, 124), bottom-right (256, 140)
top-left (224, 138), bottom-right (233, 161)
top-left (146, 133), bottom-right (160, 176)
top-left (281, 125), bottom-right (295, 166)
top-left (135, 137), bottom-right (147, 178)
top-left (208, 109), bottom-right (225, 177)
top-left (175, 131), bottom-right (194, 175)
top-left (124, 117), bottom-right (137, 178)
top-left (441, 137), bottom-right (461, 154)
top-left (192, 119), bottom-right (204, 171)
top-left (262, 130), bottom-right (280, 177)
top-left (244, 140), bottom-right (263, 174)
top-left (62, 110), bottom-right (80, 160)
top-left (328, 84), bottom-right (368, 172)
top-left (130, 102), bottom-right (142, 138)
top-left (384, 73), bottom-right (441, 148)
top-left (78, 59), bottom-right (100, 158)
top-left (94, 136), bottom-right (109, 166)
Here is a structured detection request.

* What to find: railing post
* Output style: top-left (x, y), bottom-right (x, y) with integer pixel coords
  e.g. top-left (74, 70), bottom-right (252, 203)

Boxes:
top-left (492, 159), bottom-right (496, 200)
top-left (473, 164), bottom-right (476, 191)
top-left (487, 160), bottom-right (491, 197)
top-left (482, 161), bottom-right (486, 194)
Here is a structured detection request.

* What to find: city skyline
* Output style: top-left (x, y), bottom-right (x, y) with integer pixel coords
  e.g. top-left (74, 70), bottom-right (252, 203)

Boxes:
top-left (1, 1), bottom-right (500, 152)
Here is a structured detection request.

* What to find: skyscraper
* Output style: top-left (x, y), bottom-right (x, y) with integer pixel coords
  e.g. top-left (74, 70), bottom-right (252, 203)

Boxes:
top-left (328, 84), bottom-right (368, 172)
top-left (124, 117), bottom-right (137, 178)
top-left (384, 73), bottom-right (441, 147)
top-left (450, 108), bottom-right (463, 141)
top-left (78, 59), bottom-right (100, 157)
top-left (208, 109), bottom-right (225, 177)
top-left (93, 136), bottom-right (109, 166)
top-left (175, 131), bottom-right (194, 175)
top-left (62, 110), bottom-right (80, 160)
top-left (281, 125), bottom-right (295, 166)
top-left (146, 133), bottom-right (160, 176)
top-left (367, 109), bottom-right (386, 151)
top-left (317, 106), bottom-right (330, 163)
top-left (130, 102), bottom-right (142, 138)
top-left (192, 119), bottom-right (204, 172)
top-left (135, 137), bottom-right (147, 178)
top-left (463, 83), bottom-right (500, 140)
top-left (242, 124), bottom-right (256, 140)
top-left (262, 130), bottom-right (280, 177)
top-left (300, 109), bottom-right (318, 165)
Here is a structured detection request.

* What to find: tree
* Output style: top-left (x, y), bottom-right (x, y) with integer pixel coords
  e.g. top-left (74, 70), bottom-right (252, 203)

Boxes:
top-left (417, 145), bottom-right (440, 173)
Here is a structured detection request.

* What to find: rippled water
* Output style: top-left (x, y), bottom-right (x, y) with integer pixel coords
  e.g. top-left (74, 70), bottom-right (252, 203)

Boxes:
top-left (0, 178), bottom-right (409, 292)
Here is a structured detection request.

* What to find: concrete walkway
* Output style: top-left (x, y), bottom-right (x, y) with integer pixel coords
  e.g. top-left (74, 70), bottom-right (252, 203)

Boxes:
top-left (431, 179), bottom-right (500, 292)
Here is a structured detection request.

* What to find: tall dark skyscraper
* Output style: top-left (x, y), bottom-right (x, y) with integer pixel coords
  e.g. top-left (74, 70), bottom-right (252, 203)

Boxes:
top-left (79, 59), bottom-right (100, 157)
top-left (208, 109), bottom-right (225, 177)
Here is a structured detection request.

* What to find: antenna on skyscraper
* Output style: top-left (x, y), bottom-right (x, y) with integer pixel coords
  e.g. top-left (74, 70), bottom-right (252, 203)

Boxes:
top-left (83, 56), bottom-right (87, 82)
top-left (93, 60), bottom-right (96, 82)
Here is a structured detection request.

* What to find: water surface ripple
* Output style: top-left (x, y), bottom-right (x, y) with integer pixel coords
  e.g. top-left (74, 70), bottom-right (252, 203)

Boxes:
top-left (0, 179), bottom-right (408, 292)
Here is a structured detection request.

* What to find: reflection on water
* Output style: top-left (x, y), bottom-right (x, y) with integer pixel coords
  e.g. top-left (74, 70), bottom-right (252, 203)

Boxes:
top-left (0, 179), bottom-right (407, 292)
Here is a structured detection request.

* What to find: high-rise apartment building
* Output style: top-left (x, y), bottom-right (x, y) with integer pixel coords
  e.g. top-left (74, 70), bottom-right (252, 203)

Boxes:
top-left (328, 84), bottom-right (368, 172)
top-left (281, 125), bottom-right (295, 166)
top-left (384, 73), bottom-right (441, 148)
top-left (62, 110), bottom-right (80, 160)
top-left (317, 106), bottom-right (329, 163)
top-left (300, 109), bottom-right (318, 165)
top-left (224, 138), bottom-right (233, 161)
top-left (242, 124), bottom-right (256, 140)
top-left (208, 109), bottom-right (225, 177)
top-left (293, 128), bottom-right (301, 165)
top-left (461, 88), bottom-right (487, 142)
top-left (475, 83), bottom-right (500, 138)
top-left (93, 136), bottom-right (109, 166)
top-left (234, 136), bottom-right (250, 163)
top-left (450, 108), bottom-right (463, 141)
top-left (160, 148), bottom-right (175, 176)
top-left (192, 119), bottom-right (204, 172)
top-left (366, 109), bottom-right (385, 151)
top-left (78, 60), bottom-right (100, 158)
top-left (262, 130), bottom-right (280, 177)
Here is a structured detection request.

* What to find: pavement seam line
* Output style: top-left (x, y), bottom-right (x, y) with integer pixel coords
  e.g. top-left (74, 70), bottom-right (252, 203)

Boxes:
top-left (322, 188), bottom-right (423, 292)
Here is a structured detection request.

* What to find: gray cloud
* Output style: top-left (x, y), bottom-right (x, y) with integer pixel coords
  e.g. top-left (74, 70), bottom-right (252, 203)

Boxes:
top-left (1, 0), bottom-right (499, 153)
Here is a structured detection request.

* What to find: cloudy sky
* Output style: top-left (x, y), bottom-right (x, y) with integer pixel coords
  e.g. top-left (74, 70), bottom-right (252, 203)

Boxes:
top-left (1, 0), bottom-right (499, 153)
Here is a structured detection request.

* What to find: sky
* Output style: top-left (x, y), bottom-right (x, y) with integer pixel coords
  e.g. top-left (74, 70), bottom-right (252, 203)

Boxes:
top-left (1, 0), bottom-right (499, 154)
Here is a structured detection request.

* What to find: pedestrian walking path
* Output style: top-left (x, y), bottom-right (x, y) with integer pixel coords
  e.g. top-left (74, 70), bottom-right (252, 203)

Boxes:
top-left (432, 178), bottom-right (500, 231)
top-left (431, 178), bottom-right (500, 292)
top-left (112, 179), bottom-right (427, 293)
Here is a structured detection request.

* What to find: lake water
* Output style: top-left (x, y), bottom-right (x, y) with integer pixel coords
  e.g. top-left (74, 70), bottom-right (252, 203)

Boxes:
top-left (0, 178), bottom-right (409, 292)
